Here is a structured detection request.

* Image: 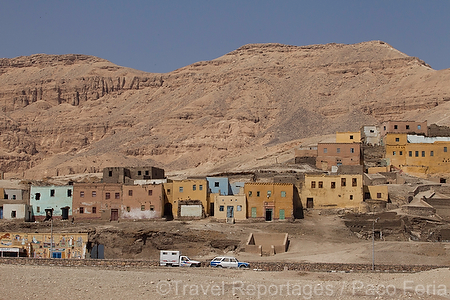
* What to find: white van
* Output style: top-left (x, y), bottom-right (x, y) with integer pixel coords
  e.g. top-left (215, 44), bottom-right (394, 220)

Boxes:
top-left (159, 250), bottom-right (201, 267)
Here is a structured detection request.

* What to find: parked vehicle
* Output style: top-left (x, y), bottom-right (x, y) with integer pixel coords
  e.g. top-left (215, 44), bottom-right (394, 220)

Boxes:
top-left (209, 256), bottom-right (250, 268)
top-left (160, 250), bottom-right (201, 267)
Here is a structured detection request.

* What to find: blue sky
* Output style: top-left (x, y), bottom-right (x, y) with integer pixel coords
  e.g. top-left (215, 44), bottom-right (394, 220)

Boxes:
top-left (1, 1), bottom-right (449, 73)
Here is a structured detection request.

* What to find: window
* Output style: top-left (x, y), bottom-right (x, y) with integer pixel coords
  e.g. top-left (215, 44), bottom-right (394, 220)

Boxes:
top-left (395, 138), bottom-right (400, 142)
top-left (179, 187), bottom-right (184, 193)
top-left (267, 190), bottom-right (272, 197)
top-left (138, 171), bottom-right (142, 175)
top-left (148, 190), bottom-right (153, 196)
top-left (430, 151), bottom-right (434, 156)
top-left (409, 151), bottom-right (412, 157)
top-left (406, 125), bottom-right (410, 130)
top-left (394, 125), bottom-right (398, 129)
top-left (219, 205), bottom-right (224, 212)
top-left (445, 147), bottom-right (448, 153)
top-left (50, 189), bottom-right (55, 197)
top-left (36, 206), bottom-right (40, 213)
top-left (336, 148), bottom-right (340, 153)
top-left (105, 192), bottom-right (110, 199)
top-left (199, 185), bottom-right (203, 190)
top-left (67, 189), bottom-right (72, 197)
top-left (281, 191), bottom-right (286, 197)
top-left (400, 151), bottom-right (403, 155)
top-left (323, 148), bottom-right (327, 153)
top-left (350, 195), bottom-right (353, 200)
top-left (35, 193), bottom-right (41, 200)
top-left (393, 151), bottom-right (396, 155)
top-left (11, 211), bottom-right (16, 218)
top-left (92, 191), bottom-right (97, 197)
top-left (109, 171), bottom-right (112, 177)
top-left (248, 191), bottom-right (252, 197)
top-left (141, 205), bottom-right (145, 211)
top-left (237, 205), bottom-right (242, 211)
top-left (331, 182), bottom-right (336, 189)
top-left (115, 192), bottom-right (120, 199)
top-left (145, 170), bottom-right (149, 176)
top-left (214, 182), bottom-right (220, 187)
top-left (256, 191), bottom-right (260, 197)
top-left (150, 205), bottom-right (154, 211)
top-left (350, 135), bottom-right (353, 140)
top-left (377, 193), bottom-right (382, 198)
top-left (383, 126), bottom-right (386, 130)
top-left (127, 207), bottom-right (130, 212)
top-left (418, 125), bottom-right (421, 130)
top-left (193, 185), bottom-right (196, 191)
top-left (12, 195), bottom-right (16, 200)
top-left (167, 189), bottom-right (171, 195)
top-left (311, 181), bottom-right (316, 188)
top-left (92, 207), bottom-right (96, 214)
top-left (80, 207), bottom-right (84, 214)
top-left (128, 190), bottom-right (133, 196)
top-left (422, 151), bottom-right (425, 157)
top-left (415, 151), bottom-right (419, 157)
top-left (351, 178), bottom-right (357, 187)
top-left (318, 181), bottom-right (323, 188)
top-left (341, 178), bottom-right (346, 186)
top-left (350, 148), bottom-right (355, 153)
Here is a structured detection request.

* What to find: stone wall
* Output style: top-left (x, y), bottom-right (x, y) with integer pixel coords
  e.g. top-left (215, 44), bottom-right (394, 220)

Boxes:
top-left (0, 257), bottom-right (447, 273)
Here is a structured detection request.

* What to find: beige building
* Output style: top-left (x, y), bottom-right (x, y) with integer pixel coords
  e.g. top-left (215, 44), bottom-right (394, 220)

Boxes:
top-left (244, 183), bottom-right (294, 221)
top-left (302, 174), bottom-right (363, 209)
top-left (213, 193), bottom-right (246, 221)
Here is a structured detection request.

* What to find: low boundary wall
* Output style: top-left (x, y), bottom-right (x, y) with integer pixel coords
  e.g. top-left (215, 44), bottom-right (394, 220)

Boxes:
top-left (0, 257), bottom-right (447, 273)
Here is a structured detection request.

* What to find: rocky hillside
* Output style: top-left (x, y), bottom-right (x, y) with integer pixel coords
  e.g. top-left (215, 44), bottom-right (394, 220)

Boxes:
top-left (1, 41), bottom-right (450, 179)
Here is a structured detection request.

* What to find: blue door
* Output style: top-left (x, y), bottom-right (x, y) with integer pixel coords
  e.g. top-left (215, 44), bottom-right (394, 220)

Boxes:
top-left (0, 207), bottom-right (3, 219)
top-left (52, 252), bottom-right (62, 258)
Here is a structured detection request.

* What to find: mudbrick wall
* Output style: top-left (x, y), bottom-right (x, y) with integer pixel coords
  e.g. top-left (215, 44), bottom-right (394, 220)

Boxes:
top-left (0, 257), bottom-right (447, 273)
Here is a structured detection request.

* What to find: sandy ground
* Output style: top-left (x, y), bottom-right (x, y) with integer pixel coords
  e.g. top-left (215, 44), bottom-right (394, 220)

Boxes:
top-left (1, 264), bottom-right (450, 299)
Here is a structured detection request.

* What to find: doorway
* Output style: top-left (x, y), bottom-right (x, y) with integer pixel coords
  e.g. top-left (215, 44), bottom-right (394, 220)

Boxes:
top-left (209, 203), bottom-right (214, 217)
top-left (61, 207), bottom-right (69, 220)
top-left (306, 198), bottom-right (314, 209)
top-left (265, 209), bottom-right (273, 221)
top-left (226, 206), bottom-right (234, 218)
top-left (110, 209), bottom-right (119, 221)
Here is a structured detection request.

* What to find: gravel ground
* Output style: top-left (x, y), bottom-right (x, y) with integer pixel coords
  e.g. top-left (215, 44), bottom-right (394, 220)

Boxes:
top-left (1, 264), bottom-right (450, 299)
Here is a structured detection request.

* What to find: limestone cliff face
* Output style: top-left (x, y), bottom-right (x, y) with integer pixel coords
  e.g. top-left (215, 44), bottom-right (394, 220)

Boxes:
top-left (1, 41), bottom-right (450, 179)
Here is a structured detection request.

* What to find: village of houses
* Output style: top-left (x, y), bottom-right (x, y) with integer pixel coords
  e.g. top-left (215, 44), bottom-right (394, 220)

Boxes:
top-left (1, 120), bottom-right (450, 259)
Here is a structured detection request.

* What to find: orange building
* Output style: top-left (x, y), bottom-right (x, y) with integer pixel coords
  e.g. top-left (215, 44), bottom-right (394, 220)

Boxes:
top-left (72, 183), bottom-right (122, 221)
top-left (122, 184), bottom-right (164, 219)
top-left (244, 183), bottom-right (294, 221)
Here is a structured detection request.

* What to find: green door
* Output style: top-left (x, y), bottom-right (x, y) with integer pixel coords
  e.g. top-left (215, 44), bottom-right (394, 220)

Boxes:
top-left (279, 209), bottom-right (285, 220)
top-left (251, 207), bottom-right (257, 218)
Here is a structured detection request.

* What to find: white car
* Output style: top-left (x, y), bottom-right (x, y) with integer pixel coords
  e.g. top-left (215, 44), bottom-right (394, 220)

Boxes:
top-left (209, 256), bottom-right (250, 268)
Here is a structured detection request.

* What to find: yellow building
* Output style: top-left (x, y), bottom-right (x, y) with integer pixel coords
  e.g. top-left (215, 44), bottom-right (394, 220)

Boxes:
top-left (336, 132), bottom-right (361, 143)
top-left (302, 174), bottom-right (363, 209)
top-left (363, 185), bottom-right (389, 201)
top-left (163, 179), bottom-right (209, 219)
top-left (213, 193), bottom-right (247, 221)
top-left (244, 183), bottom-right (294, 221)
top-left (385, 134), bottom-right (450, 176)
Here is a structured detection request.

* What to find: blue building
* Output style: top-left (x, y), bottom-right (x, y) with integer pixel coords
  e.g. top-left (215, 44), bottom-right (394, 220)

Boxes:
top-left (206, 177), bottom-right (232, 195)
top-left (30, 185), bottom-right (73, 220)
top-left (230, 182), bottom-right (245, 196)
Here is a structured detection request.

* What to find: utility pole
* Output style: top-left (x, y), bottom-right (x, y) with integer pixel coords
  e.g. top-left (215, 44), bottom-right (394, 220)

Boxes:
top-left (372, 217), bottom-right (380, 271)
